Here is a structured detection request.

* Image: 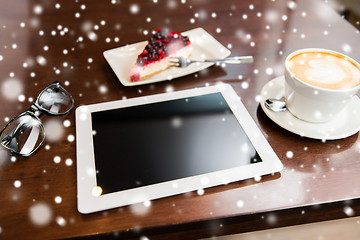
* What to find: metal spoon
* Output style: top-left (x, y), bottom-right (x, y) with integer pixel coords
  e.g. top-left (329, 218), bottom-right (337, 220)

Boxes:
top-left (264, 97), bottom-right (287, 112)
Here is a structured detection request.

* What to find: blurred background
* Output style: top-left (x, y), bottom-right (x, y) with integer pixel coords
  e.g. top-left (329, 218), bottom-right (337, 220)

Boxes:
top-left (327, 0), bottom-right (360, 30)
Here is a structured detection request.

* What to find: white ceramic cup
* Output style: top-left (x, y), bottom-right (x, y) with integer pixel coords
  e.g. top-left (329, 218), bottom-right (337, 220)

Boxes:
top-left (284, 48), bottom-right (360, 123)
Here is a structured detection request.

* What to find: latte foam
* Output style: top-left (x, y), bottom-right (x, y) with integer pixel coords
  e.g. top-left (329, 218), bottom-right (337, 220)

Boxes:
top-left (287, 52), bottom-right (360, 89)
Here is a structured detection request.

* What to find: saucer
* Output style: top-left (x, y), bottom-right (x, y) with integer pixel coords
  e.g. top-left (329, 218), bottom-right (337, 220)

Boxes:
top-left (260, 76), bottom-right (360, 140)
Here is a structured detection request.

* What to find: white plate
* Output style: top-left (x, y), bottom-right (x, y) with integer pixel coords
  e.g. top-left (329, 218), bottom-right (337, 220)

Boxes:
top-left (103, 27), bottom-right (231, 86)
top-left (260, 76), bottom-right (360, 140)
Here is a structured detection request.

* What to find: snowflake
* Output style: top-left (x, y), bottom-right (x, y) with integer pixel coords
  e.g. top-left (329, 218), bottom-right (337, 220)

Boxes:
top-left (130, 4), bottom-right (140, 14)
top-left (53, 156), bottom-right (61, 164)
top-left (67, 134), bottom-right (75, 142)
top-left (33, 5), bottom-right (43, 15)
top-left (54, 196), bottom-right (62, 204)
top-left (29, 202), bottom-right (53, 227)
top-left (344, 206), bottom-right (354, 216)
top-left (130, 201), bottom-right (152, 216)
top-left (286, 151), bottom-right (294, 158)
top-left (45, 120), bottom-right (64, 142)
top-left (236, 200), bottom-right (244, 208)
top-left (266, 67), bottom-right (274, 75)
top-left (14, 180), bottom-right (22, 188)
top-left (56, 216), bottom-right (66, 227)
top-left (65, 158), bottom-right (73, 166)
top-left (1, 78), bottom-right (23, 101)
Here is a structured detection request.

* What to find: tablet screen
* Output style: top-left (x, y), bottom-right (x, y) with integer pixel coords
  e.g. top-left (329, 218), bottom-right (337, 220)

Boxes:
top-left (91, 92), bottom-right (262, 195)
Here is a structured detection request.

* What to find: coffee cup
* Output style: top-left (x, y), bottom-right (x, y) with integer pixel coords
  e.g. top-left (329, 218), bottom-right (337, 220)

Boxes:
top-left (284, 48), bottom-right (360, 123)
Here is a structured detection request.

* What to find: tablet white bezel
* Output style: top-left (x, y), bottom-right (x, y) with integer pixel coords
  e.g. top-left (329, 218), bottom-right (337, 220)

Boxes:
top-left (75, 84), bottom-right (283, 214)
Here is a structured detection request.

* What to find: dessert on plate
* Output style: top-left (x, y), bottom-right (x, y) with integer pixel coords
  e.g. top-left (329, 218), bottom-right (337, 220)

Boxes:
top-left (129, 28), bottom-right (191, 82)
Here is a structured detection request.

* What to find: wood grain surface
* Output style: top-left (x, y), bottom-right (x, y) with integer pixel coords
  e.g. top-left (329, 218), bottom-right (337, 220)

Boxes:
top-left (0, 0), bottom-right (359, 239)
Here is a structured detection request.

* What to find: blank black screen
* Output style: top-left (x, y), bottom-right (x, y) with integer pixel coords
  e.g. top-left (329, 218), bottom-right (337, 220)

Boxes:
top-left (91, 93), bottom-right (261, 194)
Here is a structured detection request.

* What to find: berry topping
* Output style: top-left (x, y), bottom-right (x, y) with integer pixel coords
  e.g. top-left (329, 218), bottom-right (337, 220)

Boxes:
top-left (136, 29), bottom-right (190, 66)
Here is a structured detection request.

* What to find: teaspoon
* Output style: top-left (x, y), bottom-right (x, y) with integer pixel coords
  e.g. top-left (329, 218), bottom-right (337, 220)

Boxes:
top-left (264, 97), bottom-right (287, 112)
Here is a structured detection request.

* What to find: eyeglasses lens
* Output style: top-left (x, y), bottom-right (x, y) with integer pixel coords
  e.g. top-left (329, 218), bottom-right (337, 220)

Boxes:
top-left (37, 84), bottom-right (73, 114)
top-left (0, 113), bottom-right (45, 156)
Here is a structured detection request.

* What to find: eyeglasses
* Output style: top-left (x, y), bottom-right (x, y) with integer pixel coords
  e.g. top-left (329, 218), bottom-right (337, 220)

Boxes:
top-left (0, 81), bottom-right (74, 156)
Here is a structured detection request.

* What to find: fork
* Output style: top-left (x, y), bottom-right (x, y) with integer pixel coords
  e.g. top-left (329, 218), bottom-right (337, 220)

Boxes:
top-left (169, 56), bottom-right (254, 68)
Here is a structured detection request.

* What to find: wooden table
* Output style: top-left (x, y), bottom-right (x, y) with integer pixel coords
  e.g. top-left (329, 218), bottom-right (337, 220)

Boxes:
top-left (0, 0), bottom-right (359, 239)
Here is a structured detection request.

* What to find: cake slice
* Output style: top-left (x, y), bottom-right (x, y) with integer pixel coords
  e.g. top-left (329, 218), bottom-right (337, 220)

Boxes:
top-left (129, 29), bottom-right (191, 82)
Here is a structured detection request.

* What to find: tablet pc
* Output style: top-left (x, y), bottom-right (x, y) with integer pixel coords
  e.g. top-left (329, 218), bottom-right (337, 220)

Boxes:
top-left (75, 84), bottom-right (283, 214)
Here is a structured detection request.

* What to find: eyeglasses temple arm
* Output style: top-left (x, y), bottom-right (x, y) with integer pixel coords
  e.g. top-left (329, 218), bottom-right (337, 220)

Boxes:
top-left (19, 127), bottom-right (40, 155)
